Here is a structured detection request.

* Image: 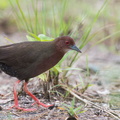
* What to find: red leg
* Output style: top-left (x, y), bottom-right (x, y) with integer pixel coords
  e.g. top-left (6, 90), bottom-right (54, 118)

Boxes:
top-left (23, 82), bottom-right (53, 108)
top-left (8, 80), bottom-right (36, 111)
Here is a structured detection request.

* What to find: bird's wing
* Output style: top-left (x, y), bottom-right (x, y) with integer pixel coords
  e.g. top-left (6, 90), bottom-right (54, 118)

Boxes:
top-left (0, 41), bottom-right (54, 68)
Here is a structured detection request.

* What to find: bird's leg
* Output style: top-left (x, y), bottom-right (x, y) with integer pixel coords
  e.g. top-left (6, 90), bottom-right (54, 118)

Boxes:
top-left (9, 80), bottom-right (36, 111)
top-left (23, 82), bottom-right (54, 108)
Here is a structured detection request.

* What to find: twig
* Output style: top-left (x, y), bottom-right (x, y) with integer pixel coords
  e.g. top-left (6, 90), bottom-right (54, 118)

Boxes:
top-left (73, 89), bottom-right (104, 103)
top-left (11, 112), bottom-right (20, 117)
top-left (4, 111), bottom-right (20, 117)
top-left (61, 85), bottom-right (120, 120)
top-left (2, 92), bottom-right (12, 99)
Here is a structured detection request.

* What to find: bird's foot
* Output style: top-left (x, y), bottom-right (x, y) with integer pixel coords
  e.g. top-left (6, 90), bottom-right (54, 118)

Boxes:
top-left (8, 105), bottom-right (37, 111)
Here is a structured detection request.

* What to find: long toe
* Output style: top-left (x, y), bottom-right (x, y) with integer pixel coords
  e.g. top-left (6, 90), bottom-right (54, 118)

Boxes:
top-left (8, 105), bottom-right (37, 111)
top-left (31, 101), bottom-right (54, 108)
top-left (37, 102), bottom-right (54, 108)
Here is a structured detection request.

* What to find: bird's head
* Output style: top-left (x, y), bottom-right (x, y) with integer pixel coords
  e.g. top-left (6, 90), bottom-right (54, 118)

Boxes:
top-left (55, 36), bottom-right (81, 53)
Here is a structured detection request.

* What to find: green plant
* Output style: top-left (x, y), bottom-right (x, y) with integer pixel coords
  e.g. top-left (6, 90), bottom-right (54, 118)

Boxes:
top-left (62, 97), bottom-right (85, 117)
top-left (0, 0), bottom-right (9, 9)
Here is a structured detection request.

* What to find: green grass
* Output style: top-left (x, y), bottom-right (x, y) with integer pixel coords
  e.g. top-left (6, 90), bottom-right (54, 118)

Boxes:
top-left (62, 97), bottom-right (85, 117)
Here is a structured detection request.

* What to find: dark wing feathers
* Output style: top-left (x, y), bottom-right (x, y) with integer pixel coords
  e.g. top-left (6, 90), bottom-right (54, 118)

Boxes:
top-left (0, 41), bottom-right (53, 65)
top-left (0, 42), bottom-right (39, 66)
top-left (0, 41), bottom-right (55, 79)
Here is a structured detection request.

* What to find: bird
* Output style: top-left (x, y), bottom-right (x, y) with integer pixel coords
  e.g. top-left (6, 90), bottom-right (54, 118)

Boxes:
top-left (0, 36), bottom-right (81, 111)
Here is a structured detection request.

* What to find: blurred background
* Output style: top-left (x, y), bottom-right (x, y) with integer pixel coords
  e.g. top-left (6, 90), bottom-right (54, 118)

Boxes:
top-left (0, 0), bottom-right (120, 119)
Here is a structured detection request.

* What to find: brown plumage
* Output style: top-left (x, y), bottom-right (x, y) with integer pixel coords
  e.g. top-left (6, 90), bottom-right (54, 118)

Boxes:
top-left (0, 36), bottom-right (81, 111)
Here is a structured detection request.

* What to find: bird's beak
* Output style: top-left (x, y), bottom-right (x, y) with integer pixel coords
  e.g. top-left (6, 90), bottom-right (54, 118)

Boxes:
top-left (70, 45), bottom-right (82, 53)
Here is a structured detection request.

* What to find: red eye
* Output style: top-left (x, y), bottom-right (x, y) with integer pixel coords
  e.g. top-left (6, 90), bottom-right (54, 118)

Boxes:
top-left (65, 41), bottom-right (70, 45)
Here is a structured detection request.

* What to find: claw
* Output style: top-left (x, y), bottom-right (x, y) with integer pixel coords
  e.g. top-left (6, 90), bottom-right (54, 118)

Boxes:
top-left (48, 105), bottom-right (55, 110)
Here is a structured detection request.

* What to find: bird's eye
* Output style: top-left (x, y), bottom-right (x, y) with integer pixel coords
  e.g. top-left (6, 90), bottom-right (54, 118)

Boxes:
top-left (65, 41), bottom-right (70, 45)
